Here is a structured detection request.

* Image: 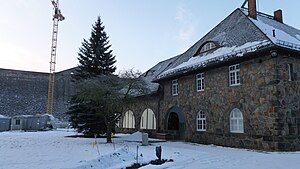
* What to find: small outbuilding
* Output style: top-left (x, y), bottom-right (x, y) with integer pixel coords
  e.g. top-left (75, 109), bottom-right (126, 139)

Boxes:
top-left (11, 115), bottom-right (31, 131)
top-left (0, 114), bottom-right (11, 132)
top-left (11, 114), bottom-right (53, 131)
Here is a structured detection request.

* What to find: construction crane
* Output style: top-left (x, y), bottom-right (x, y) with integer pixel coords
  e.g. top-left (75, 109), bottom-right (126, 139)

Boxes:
top-left (47, 0), bottom-right (65, 114)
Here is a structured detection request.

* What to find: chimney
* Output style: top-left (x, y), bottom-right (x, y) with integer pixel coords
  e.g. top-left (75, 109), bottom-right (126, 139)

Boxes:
top-left (248, 0), bottom-right (257, 19)
top-left (274, 9), bottom-right (283, 23)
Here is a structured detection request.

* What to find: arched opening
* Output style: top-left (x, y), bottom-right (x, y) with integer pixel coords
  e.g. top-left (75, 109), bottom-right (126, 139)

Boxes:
top-left (167, 112), bottom-right (179, 130)
top-left (140, 108), bottom-right (157, 130)
top-left (230, 108), bottom-right (244, 133)
top-left (165, 106), bottom-right (185, 140)
top-left (122, 110), bottom-right (135, 129)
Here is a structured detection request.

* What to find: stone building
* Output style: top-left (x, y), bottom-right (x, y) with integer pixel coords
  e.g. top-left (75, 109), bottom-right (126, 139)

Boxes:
top-left (119, 1), bottom-right (300, 151)
top-left (1, 1), bottom-right (299, 151)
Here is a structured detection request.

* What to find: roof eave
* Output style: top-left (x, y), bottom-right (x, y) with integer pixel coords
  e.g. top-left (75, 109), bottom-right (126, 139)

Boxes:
top-left (153, 44), bottom-right (278, 82)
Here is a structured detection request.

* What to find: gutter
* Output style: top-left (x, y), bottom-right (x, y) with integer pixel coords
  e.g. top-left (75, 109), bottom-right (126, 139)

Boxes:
top-left (153, 41), bottom-right (274, 82)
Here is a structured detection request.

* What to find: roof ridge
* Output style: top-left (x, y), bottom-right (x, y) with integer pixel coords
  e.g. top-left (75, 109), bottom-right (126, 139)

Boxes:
top-left (240, 8), bottom-right (274, 20)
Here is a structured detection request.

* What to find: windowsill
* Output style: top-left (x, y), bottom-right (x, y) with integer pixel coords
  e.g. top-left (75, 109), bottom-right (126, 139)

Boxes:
top-left (229, 83), bottom-right (241, 87)
top-left (172, 94), bottom-right (178, 96)
top-left (197, 89), bottom-right (205, 92)
top-left (196, 130), bottom-right (206, 132)
top-left (230, 131), bottom-right (244, 134)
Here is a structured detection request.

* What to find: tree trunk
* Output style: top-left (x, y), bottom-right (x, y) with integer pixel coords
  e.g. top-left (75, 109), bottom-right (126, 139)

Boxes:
top-left (106, 122), bottom-right (112, 143)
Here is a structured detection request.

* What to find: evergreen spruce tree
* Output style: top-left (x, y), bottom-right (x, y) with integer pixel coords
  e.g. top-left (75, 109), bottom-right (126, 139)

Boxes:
top-left (68, 16), bottom-right (116, 137)
top-left (73, 16), bottom-right (116, 80)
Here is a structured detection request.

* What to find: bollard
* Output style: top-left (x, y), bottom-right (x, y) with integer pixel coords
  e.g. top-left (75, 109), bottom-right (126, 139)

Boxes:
top-left (142, 133), bottom-right (149, 146)
top-left (155, 145), bottom-right (162, 161)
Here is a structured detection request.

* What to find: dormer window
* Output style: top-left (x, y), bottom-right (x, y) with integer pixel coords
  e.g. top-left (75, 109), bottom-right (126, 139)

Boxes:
top-left (200, 42), bottom-right (216, 53)
top-left (194, 41), bottom-right (218, 56)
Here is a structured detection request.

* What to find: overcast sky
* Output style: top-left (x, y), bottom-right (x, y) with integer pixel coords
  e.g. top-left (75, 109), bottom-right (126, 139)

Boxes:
top-left (0, 0), bottom-right (299, 73)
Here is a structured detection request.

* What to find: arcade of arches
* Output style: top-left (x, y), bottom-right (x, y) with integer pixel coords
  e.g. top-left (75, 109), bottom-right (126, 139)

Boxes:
top-left (122, 108), bottom-right (157, 130)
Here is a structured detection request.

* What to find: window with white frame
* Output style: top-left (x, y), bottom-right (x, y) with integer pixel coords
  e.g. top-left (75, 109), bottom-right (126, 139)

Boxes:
top-left (122, 110), bottom-right (135, 129)
top-left (200, 42), bottom-right (216, 53)
top-left (196, 110), bottom-right (206, 131)
top-left (196, 73), bottom-right (204, 91)
top-left (140, 108), bottom-right (157, 130)
top-left (230, 108), bottom-right (244, 133)
top-left (229, 64), bottom-right (240, 86)
top-left (172, 79), bottom-right (178, 96)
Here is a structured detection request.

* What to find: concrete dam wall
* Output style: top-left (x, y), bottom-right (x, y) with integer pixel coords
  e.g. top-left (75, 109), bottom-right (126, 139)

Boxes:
top-left (0, 68), bottom-right (75, 120)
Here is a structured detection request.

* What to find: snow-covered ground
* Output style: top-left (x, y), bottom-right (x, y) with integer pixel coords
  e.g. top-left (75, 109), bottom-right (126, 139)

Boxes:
top-left (0, 130), bottom-right (299, 169)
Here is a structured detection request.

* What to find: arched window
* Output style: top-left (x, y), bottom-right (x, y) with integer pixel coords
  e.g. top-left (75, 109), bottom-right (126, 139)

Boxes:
top-left (140, 108), bottom-right (157, 130)
top-left (122, 110), bottom-right (135, 129)
top-left (196, 110), bottom-right (206, 131)
top-left (200, 42), bottom-right (216, 53)
top-left (230, 108), bottom-right (244, 133)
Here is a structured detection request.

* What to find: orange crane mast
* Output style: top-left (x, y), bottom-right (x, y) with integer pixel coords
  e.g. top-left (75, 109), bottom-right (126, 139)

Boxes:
top-left (47, 0), bottom-right (65, 114)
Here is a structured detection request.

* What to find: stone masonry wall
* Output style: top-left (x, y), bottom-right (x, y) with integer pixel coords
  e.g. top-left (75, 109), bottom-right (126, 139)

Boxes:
top-left (159, 54), bottom-right (282, 151)
top-left (274, 54), bottom-right (300, 151)
top-left (0, 69), bottom-right (49, 116)
top-left (0, 68), bottom-right (75, 120)
top-left (53, 68), bottom-right (76, 120)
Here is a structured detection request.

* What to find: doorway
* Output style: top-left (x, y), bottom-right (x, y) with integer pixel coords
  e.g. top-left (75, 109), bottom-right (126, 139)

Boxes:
top-left (167, 112), bottom-right (179, 130)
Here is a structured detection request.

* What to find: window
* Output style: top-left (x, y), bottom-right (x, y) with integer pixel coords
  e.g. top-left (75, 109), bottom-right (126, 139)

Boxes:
top-left (288, 63), bottom-right (294, 81)
top-left (200, 42), bottom-right (216, 53)
top-left (230, 108), bottom-right (244, 133)
top-left (196, 111), bottom-right (206, 131)
top-left (196, 73), bottom-right (204, 91)
top-left (229, 64), bottom-right (240, 86)
top-left (15, 119), bottom-right (20, 125)
top-left (172, 79), bottom-right (178, 96)
top-left (140, 108), bottom-right (157, 130)
top-left (122, 110), bottom-right (135, 129)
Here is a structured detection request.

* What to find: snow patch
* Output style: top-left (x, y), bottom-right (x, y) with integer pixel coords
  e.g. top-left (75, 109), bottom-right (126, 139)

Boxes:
top-left (70, 147), bottom-right (138, 169)
top-left (0, 130), bottom-right (299, 169)
top-left (123, 131), bottom-right (143, 142)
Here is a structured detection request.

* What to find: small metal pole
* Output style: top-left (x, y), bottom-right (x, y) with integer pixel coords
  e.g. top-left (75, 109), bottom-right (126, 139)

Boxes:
top-left (136, 145), bottom-right (139, 164)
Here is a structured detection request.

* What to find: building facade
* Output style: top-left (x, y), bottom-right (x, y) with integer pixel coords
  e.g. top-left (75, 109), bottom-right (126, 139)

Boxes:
top-left (120, 2), bottom-right (300, 151)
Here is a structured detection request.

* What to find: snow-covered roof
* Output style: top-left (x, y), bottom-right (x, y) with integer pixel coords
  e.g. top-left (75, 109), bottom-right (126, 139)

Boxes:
top-left (250, 12), bottom-right (300, 51)
top-left (0, 114), bottom-right (9, 118)
top-left (141, 8), bottom-right (300, 89)
top-left (157, 40), bottom-right (271, 79)
top-left (141, 55), bottom-right (181, 93)
top-left (12, 115), bottom-right (34, 118)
